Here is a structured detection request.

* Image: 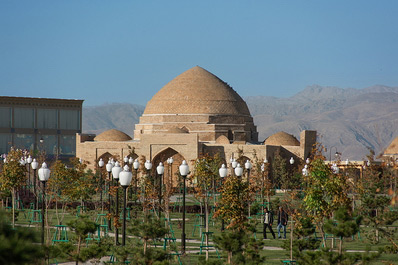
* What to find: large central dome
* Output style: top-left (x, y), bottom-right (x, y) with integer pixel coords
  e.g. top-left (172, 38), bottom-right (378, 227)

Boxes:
top-left (134, 66), bottom-right (257, 143)
top-left (143, 66), bottom-right (251, 116)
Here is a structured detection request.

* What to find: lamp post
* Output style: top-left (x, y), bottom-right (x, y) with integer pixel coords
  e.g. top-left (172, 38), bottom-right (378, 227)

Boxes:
top-left (124, 156), bottom-right (129, 167)
top-left (231, 158), bottom-right (237, 176)
top-left (31, 158), bottom-right (39, 210)
top-left (106, 160), bottom-right (113, 231)
top-left (218, 164), bottom-right (228, 231)
top-left (244, 160), bottom-right (252, 217)
top-left (98, 158), bottom-right (105, 211)
top-left (133, 159), bottom-right (140, 196)
top-left (167, 157), bottom-right (173, 189)
top-left (112, 161), bottom-right (122, 245)
top-left (179, 160), bottom-right (189, 254)
top-left (38, 162), bottom-right (50, 245)
top-left (119, 165), bottom-right (133, 246)
top-left (144, 160), bottom-right (152, 216)
top-left (26, 155), bottom-right (32, 194)
top-left (157, 162), bottom-right (165, 220)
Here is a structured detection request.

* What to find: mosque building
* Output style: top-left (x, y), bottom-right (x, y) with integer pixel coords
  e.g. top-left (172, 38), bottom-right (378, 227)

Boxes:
top-left (76, 66), bottom-right (316, 180)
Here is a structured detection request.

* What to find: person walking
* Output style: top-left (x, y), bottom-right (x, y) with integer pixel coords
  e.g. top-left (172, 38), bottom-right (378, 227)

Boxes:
top-left (263, 207), bottom-right (276, 239)
top-left (277, 206), bottom-right (288, 239)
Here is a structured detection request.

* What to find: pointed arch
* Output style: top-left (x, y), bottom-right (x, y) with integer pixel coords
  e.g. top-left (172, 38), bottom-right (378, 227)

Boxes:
top-left (152, 147), bottom-right (186, 188)
top-left (98, 152), bottom-right (113, 163)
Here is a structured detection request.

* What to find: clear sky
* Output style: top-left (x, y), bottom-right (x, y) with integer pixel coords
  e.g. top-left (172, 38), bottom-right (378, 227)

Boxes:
top-left (1, 1), bottom-right (397, 106)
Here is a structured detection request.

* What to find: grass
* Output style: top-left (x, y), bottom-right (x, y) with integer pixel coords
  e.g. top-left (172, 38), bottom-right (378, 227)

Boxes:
top-left (5, 193), bottom-right (398, 265)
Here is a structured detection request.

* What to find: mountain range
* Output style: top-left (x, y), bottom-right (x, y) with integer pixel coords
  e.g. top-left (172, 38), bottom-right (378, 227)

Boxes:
top-left (82, 85), bottom-right (398, 160)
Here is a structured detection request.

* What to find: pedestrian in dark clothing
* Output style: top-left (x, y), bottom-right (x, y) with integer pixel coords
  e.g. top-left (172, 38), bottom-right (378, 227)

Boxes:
top-left (263, 207), bottom-right (276, 239)
top-left (277, 206), bottom-right (288, 239)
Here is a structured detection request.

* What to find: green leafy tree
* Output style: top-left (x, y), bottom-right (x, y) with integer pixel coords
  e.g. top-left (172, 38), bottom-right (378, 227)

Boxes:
top-left (358, 154), bottom-right (398, 250)
top-left (213, 229), bottom-right (265, 265)
top-left (324, 206), bottom-right (362, 255)
top-left (0, 148), bottom-right (27, 228)
top-left (192, 154), bottom-right (223, 260)
top-left (58, 215), bottom-right (100, 265)
top-left (303, 144), bottom-right (351, 247)
top-left (129, 214), bottom-right (168, 255)
top-left (0, 210), bottom-right (44, 264)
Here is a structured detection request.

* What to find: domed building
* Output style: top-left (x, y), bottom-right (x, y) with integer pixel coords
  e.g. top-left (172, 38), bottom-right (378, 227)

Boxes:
top-left (134, 66), bottom-right (257, 143)
top-left (76, 66), bottom-right (316, 181)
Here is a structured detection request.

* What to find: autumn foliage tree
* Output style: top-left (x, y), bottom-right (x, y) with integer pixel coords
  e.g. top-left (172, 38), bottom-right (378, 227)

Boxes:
top-left (0, 148), bottom-right (27, 228)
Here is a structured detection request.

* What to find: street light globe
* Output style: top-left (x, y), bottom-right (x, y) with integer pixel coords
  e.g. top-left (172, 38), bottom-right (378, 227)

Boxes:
top-left (27, 155), bottom-right (33, 164)
top-left (261, 163), bottom-right (265, 172)
top-left (106, 161), bottom-right (113, 172)
top-left (98, 158), bottom-right (105, 168)
top-left (119, 168), bottom-right (133, 187)
top-left (38, 162), bottom-right (51, 182)
top-left (306, 158), bottom-right (310, 164)
top-left (179, 160), bottom-right (189, 176)
top-left (124, 156), bottom-right (129, 164)
top-left (219, 164), bottom-right (228, 178)
top-left (235, 163), bottom-right (243, 177)
top-left (20, 157), bottom-right (26, 166)
top-left (112, 161), bottom-right (122, 180)
top-left (145, 160), bottom-right (152, 170)
top-left (167, 157), bottom-right (174, 164)
top-left (290, 157), bottom-right (295, 165)
top-left (31, 158), bottom-right (39, 170)
top-left (128, 157), bottom-right (134, 164)
top-left (231, 159), bottom-right (238, 169)
top-left (157, 162), bottom-right (165, 175)
top-left (245, 160), bottom-right (252, 170)
top-left (133, 159), bottom-right (140, 170)
top-left (264, 158), bottom-right (268, 164)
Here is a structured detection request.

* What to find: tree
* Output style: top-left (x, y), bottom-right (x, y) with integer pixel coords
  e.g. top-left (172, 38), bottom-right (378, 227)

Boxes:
top-left (0, 210), bottom-right (44, 264)
top-left (324, 206), bottom-right (362, 255)
top-left (214, 174), bottom-right (248, 231)
top-left (302, 144), bottom-right (351, 247)
top-left (0, 148), bottom-right (27, 228)
top-left (271, 150), bottom-right (289, 190)
top-left (129, 214), bottom-right (168, 255)
top-left (57, 215), bottom-right (103, 265)
top-left (192, 154), bottom-right (223, 261)
top-left (213, 229), bottom-right (265, 265)
top-left (358, 153), bottom-right (398, 250)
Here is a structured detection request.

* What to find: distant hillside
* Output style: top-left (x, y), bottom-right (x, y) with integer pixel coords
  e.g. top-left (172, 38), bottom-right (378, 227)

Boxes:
top-left (82, 103), bottom-right (145, 136)
top-left (82, 85), bottom-right (398, 160)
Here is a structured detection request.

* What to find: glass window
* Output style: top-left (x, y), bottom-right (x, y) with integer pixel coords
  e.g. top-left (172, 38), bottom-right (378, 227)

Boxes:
top-left (60, 110), bottom-right (80, 130)
top-left (38, 135), bottom-right (58, 155)
top-left (37, 109), bottom-right (58, 129)
top-left (14, 134), bottom-right (34, 151)
top-left (59, 135), bottom-right (76, 155)
top-left (0, 107), bottom-right (11, 128)
top-left (0, 133), bottom-right (11, 154)
top-left (14, 108), bottom-right (34, 128)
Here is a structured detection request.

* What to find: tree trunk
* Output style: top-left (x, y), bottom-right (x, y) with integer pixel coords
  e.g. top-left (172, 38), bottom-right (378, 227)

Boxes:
top-left (339, 238), bottom-right (343, 255)
top-left (228, 252), bottom-right (232, 264)
top-left (12, 188), bottom-right (15, 228)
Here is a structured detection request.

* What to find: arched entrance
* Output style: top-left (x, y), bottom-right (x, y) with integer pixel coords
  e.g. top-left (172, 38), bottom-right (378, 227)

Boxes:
top-left (152, 147), bottom-right (186, 188)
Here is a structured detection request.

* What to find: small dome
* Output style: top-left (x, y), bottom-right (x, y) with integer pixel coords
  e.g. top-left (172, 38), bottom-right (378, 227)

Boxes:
top-left (94, 129), bottom-right (132, 142)
top-left (167, 127), bottom-right (189, 134)
top-left (264, 131), bottom-right (300, 146)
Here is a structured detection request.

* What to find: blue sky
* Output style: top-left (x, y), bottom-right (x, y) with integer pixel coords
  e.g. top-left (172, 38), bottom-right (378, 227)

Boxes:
top-left (1, 1), bottom-right (397, 106)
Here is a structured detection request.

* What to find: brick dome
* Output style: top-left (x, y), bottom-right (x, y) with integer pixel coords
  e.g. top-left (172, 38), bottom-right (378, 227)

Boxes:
top-left (143, 66), bottom-right (251, 116)
top-left (264, 131), bottom-right (300, 146)
top-left (94, 129), bottom-right (132, 142)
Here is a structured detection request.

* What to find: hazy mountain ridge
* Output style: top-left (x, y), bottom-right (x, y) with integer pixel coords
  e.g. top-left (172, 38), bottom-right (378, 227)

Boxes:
top-left (82, 85), bottom-right (398, 160)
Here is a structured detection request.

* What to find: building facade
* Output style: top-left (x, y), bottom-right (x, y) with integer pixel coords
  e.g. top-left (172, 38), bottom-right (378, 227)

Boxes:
top-left (0, 96), bottom-right (83, 158)
top-left (76, 66), bottom-right (316, 179)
